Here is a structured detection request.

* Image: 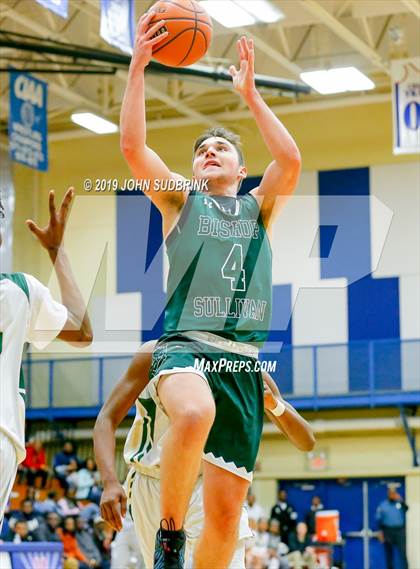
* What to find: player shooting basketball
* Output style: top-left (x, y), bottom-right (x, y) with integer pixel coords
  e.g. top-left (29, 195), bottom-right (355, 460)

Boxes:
top-left (120, 11), bottom-right (301, 568)
top-left (93, 341), bottom-right (315, 569)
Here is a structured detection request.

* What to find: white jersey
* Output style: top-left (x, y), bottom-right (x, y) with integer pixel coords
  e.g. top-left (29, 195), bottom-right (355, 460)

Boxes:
top-left (0, 272), bottom-right (67, 463)
top-left (124, 381), bottom-right (167, 478)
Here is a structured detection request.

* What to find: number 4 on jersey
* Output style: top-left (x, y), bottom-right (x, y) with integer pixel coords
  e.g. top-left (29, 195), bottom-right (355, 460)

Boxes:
top-left (221, 244), bottom-right (246, 292)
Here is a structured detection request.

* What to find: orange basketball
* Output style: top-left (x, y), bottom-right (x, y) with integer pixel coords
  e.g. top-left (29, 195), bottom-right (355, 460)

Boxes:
top-left (148, 0), bottom-right (212, 67)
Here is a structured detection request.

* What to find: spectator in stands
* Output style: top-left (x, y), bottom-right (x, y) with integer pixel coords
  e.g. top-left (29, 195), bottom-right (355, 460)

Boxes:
top-left (246, 546), bottom-right (267, 569)
top-left (245, 489), bottom-right (266, 523)
top-left (34, 490), bottom-right (60, 516)
top-left (267, 519), bottom-right (282, 549)
top-left (376, 485), bottom-right (409, 569)
top-left (267, 520), bottom-right (290, 564)
top-left (270, 489), bottom-right (298, 545)
top-left (75, 517), bottom-right (102, 567)
top-left (58, 487), bottom-right (81, 518)
top-left (68, 458), bottom-right (101, 501)
top-left (21, 439), bottom-right (49, 488)
top-left (53, 441), bottom-right (80, 489)
top-left (5, 520), bottom-right (37, 543)
top-left (305, 495), bottom-right (324, 537)
top-left (287, 521), bottom-right (317, 569)
top-left (58, 516), bottom-right (95, 569)
top-left (57, 487), bottom-right (100, 526)
top-left (254, 517), bottom-right (270, 548)
top-left (8, 499), bottom-right (40, 534)
top-left (267, 545), bottom-right (290, 569)
top-left (36, 512), bottom-right (62, 542)
top-left (93, 518), bottom-right (113, 569)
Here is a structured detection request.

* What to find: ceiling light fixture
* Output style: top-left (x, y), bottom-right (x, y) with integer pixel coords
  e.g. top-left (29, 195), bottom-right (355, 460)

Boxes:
top-left (300, 67), bottom-right (375, 95)
top-left (71, 112), bottom-right (118, 134)
top-left (199, 0), bottom-right (284, 28)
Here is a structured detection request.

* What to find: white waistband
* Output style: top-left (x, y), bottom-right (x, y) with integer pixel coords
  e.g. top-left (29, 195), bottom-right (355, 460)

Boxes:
top-left (130, 463), bottom-right (161, 480)
top-left (182, 331), bottom-right (259, 359)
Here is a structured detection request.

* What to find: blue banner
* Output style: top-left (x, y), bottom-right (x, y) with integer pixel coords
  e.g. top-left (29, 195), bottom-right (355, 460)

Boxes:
top-left (9, 70), bottom-right (48, 172)
top-left (100, 0), bottom-right (135, 55)
top-left (35, 0), bottom-right (68, 18)
top-left (0, 542), bottom-right (63, 569)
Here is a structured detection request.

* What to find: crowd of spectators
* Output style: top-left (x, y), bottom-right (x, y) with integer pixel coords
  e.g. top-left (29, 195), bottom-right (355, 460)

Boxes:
top-left (3, 440), bottom-right (333, 569)
top-left (245, 490), bottom-right (325, 569)
top-left (0, 440), bottom-right (134, 569)
top-left (2, 438), bottom-right (408, 569)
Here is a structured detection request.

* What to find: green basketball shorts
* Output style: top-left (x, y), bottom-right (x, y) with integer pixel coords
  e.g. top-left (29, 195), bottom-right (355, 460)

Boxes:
top-left (149, 332), bottom-right (264, 481)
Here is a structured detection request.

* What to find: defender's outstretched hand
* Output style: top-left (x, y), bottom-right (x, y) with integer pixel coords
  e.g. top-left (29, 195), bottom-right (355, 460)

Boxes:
top-left (26, 187), bottom-right (73, 253)
top-left (228, 36), bottom-right (256, 98)
top-left (132, 11), bottom-right (169, 70)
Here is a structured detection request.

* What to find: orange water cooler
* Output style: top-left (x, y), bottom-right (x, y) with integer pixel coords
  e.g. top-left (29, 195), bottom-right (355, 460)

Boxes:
top-left (315, 510), bottom-right (340, 568)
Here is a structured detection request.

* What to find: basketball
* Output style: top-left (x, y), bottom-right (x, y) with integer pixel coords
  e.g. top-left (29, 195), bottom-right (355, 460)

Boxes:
top-left (147, 0), bottom-right (212, 67)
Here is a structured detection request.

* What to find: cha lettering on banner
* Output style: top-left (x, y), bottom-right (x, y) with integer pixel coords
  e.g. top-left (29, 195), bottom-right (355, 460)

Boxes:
top-left (35, 0), bottom-right (68, 18)
top-left (100, 0), bottom-right (135, 55)
top-left (9, 70), bottom-right (48, 172)
top-left (392, 57), bottom-right (420, 155)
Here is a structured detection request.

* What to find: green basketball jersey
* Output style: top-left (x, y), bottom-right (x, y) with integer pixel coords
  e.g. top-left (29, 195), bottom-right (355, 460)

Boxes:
top-left (163, 191), bottom-right (272, 346)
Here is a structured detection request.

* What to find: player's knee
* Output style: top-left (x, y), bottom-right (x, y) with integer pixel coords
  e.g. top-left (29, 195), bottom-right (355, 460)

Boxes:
top-left (173, 403), bottom-right (215, 434)
top-left (207, 505), bottom-right (240, 536)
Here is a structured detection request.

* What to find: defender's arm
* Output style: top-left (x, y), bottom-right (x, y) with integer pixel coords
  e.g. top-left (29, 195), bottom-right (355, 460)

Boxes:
top-left (263, 371), bottom-right (315, 452)
top-left (93, 340), bottom-right (156, 530)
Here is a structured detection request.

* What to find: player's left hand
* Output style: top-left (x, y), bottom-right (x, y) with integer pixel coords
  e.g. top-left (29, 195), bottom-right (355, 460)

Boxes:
top-left (264, 381), bottom-right (279, 411)
top-left (26, 187), bottom-right (73, 254)
top-left (228, 36), bottom-right (256, 98)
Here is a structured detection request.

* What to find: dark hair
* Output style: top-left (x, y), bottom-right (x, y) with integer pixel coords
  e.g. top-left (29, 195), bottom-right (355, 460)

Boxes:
top-left (193, 127), bottom-right (244, 166)
top-left (21, 499), bottom-right (33, 507)
top-left (0, 199), bottom-right (4, 219)
top-left (62, 516), bottom-right (76, 533)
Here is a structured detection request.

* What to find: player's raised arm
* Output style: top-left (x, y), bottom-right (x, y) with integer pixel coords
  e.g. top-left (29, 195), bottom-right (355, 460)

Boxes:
top-left (93, 341), bottom-right (157, 532)
top-left (120, 12), bottom-right (187, 220)
top-left (229, 37), bottom-right (301, 229)
top-left (262, 371), bottom-right (315, 452)
top-left (26, 188), bottom-right (92, 347)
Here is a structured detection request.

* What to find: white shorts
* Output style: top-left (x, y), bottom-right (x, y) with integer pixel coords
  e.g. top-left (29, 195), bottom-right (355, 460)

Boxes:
top-left (0, 432), bottom-right (18, 529)
top-left (127, 470), bottom-right (252, 569)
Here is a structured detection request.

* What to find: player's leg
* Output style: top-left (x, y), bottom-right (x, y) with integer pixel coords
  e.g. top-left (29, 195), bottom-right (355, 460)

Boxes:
top-left (0, 433), bottom-right (18, 529)
top-left (193, 462), bottom-right (250, 568)
top-left (157, 372), bottom-right (215, 529)
top-left (184, 478), bottom-right (251, 569)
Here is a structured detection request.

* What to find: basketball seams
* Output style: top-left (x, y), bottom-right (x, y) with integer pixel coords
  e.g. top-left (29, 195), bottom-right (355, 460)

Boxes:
top-left (178, 0), bottom-right (198, 66)
top-left (150, 0), bottom-right (212, 66)
top-left (153, 27), bottom-right (197, 55)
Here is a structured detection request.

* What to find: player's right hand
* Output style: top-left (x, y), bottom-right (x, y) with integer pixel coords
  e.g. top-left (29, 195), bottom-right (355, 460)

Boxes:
top-left (100, 481), bottom-right (127, 532)
top-left (132, 11), bottom-right (169, 70)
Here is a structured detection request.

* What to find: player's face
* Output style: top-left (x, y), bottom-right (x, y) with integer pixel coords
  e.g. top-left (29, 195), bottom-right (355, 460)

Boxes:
top-left (193, 137), bottom-right (245, 187)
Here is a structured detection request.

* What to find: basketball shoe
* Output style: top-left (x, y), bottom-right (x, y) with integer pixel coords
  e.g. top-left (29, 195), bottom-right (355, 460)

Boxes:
top-left (153, 518), bottom-right (186, 569)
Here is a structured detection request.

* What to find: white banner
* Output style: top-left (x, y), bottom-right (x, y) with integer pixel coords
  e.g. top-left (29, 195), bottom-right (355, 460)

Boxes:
top-left (100, 0), bottom-right (134, 55)
top-left (391, 57), bottom-right (420, 155)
